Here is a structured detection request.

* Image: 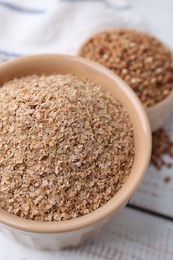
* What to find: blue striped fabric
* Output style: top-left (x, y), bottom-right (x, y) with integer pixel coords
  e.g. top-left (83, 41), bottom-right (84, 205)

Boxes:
top-left (61, 0), bottom-right (132, 11)
top-left (0, 0), bottom-right (139, 63)
top-left (0, 1), bottom-right (45, 14)
top-left (0, 49), bottom-right (21, 62)
top-left (0, 49), bottom-right (21, 57)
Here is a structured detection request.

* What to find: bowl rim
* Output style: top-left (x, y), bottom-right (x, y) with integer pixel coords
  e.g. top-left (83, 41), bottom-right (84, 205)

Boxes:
top-left (0, 54), bottom-right (152, 234)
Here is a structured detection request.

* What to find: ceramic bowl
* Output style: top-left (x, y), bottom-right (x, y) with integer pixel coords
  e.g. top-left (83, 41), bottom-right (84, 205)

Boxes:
top-left (78, 29), bottom-right (173, 133)
top-left (0, 54), bottom-right (151, 250)
top-left (146, 90), bottom-right (173, 132)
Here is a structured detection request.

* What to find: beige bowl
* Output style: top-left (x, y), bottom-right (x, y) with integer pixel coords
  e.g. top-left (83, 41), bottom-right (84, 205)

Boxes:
top-left (78, 29), bottom-right (173, 133)
top-left (146, 90), bottom-right (173, 132)
top-left (0, 54), bottom-right (151, 250)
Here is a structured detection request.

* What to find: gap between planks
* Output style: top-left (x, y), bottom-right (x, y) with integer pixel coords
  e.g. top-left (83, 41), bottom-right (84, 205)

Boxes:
top-left (127, 204), bottom-right (173, 222)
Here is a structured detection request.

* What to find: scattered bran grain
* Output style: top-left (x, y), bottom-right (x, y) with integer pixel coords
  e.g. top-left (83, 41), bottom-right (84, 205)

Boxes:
top-left (0, 74), bottom-right (134, 221)
top-left (151, 129), bottom-right (173, 170)
top-left (164, 176), bottom-right (171, 183)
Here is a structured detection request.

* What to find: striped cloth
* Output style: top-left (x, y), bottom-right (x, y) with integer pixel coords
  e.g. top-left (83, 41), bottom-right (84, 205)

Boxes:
top-left (0, 0), bottom-right (144, 62)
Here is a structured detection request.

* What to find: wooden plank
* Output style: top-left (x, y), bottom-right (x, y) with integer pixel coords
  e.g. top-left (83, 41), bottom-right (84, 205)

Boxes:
top-left (0, 207), bottom-right (173, 260)
top-left (129, 114), bottom-right (173, 217)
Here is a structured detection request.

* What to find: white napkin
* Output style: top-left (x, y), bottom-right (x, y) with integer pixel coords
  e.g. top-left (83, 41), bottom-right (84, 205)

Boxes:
top-left (0, 0), bottom-right (145, 61)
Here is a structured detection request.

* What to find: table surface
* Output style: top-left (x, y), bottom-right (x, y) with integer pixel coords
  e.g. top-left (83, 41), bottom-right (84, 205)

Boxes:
top-left (0, 0), bottom-right (173, 259)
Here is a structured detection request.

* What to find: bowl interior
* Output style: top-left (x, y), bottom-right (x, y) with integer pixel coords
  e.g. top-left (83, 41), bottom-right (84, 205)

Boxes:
top-left (0, 54), bottom-right (151, 233)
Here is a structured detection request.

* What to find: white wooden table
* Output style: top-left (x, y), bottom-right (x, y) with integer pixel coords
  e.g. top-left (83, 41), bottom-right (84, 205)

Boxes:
top-left (0, 0), bottom-right (173, 259)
